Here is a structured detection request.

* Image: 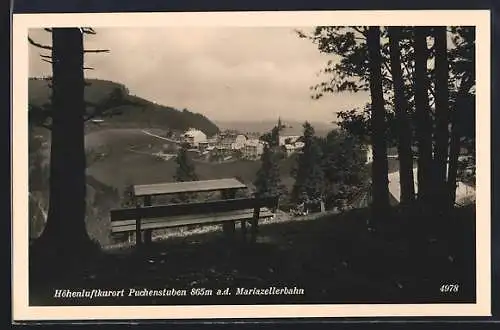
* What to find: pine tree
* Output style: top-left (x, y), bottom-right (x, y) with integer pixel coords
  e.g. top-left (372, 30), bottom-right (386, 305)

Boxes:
top-left (447, 26), bottom-right (475, 208)
top-left (28, 28), bottom-right (110, 268)
top-left (414, 27), bottom-right (434, 204)
top-left (388, 26), bottom-right (415, 205)
top-left (174, 143), bottom-right (198, 182)
top-left (367, 26), bottom-right (390, 220)
top-left (322, 129), bottom-right (368, 209)
top-left (121, 183), bottom-right (136, 207)
top-left (254, 119), bottom-right (285, 199)
top-left (174, 143), bottom-right (198, 202)
top-left (291, 122), bottom-right (325, 207)
top-left (29, 28), bottom-right (110, 264)
top-left (433, 26), bottom-right (450, 209)
top-left (254, 143), bottom-right (282, 198)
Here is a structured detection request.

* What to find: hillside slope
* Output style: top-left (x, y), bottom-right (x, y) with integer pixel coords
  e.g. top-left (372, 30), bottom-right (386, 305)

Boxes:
top-left (28, 78), bottom-right (220, 136)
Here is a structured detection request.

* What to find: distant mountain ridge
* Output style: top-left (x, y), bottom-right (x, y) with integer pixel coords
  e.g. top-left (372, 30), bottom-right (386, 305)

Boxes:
top-left (28, 77), bottom-right (220, 137)
top-left (214, 119), bottom-right (337, 137)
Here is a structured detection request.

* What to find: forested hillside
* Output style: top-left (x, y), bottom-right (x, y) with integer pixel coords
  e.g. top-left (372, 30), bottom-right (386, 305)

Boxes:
top-left (28, 77), bottom-right (220, 136)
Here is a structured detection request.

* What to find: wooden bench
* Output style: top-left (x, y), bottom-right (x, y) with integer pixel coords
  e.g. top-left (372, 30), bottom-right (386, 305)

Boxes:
top-left (110, 195), bottom-right (279, 247)
top-left (132, 178), bottom-right (249, 243)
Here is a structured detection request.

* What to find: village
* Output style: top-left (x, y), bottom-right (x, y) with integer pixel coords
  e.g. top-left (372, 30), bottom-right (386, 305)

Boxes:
top-left (152, 127), bottom-right (305, 162)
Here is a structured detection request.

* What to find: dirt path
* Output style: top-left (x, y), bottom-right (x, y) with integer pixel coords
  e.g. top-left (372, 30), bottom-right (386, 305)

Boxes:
top-left (141, 130), bottom-right (181, 144)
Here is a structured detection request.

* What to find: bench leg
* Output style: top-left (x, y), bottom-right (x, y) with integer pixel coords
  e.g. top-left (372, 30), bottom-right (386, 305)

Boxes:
top-left (136, 231), bottom-right (142, 247)
top-left (144, 229), bottom-right (152, 244)
top-left (241, 220), bottom-right (247, 239)
top-left (220, 189), bottom-right (237, 239)
top-left (223, 221), bottom-right (236, 238)
top-left (142, 197), bottom-right (152, 246)
top-left (250, 218), bottom-right (258, 243)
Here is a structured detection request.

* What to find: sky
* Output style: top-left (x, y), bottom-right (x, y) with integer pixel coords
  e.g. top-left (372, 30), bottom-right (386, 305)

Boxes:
top-left (28, 27), bottom-right (370, 123)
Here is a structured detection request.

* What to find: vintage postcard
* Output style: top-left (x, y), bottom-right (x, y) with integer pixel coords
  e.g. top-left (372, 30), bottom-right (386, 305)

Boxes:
top-left (12, 10), bottom-right (491, 321)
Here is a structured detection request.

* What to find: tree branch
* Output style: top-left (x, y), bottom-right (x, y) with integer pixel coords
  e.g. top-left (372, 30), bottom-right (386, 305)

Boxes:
top-left (382, 61), bottom-right (392, 76)
top-left (83, 112), bottom-right (97, 122)
top-left (39, 54), bottom-right (52, 59)
top-left (383, 76), bottom-right (394, 85)
top-left (28, 37), bottom-right (52, 50)
top-left (41, 58), bottom-right (53, 64)
top-left (84, 49), bottom-right (110, 53)
top-left (81, 27), bottom-right (97, 35)
top-left (84, 67), bottom-right (95, 70)
top-left (84, 111), bottom-right (109, 122)
top-left (401, 60), bottom-right (416, 90)
top-left (428, 84), bottom-right (436, 99)
top-left (352, 26), bottom-right (367, 38)
top-left (44, 28), bottom-right (53, 33)
top-left (458, 74), bottom-right (475, 95)
top-left (294, 28), bottom-right (309, 39)
top-left (429, 97), bottom-right (436, 109)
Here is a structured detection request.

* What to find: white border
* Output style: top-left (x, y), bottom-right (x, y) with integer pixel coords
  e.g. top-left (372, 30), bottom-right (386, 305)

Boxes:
top-left (12, 10), bottom-right (491, 320)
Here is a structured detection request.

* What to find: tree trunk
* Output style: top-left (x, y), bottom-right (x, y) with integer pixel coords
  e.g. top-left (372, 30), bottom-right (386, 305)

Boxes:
top-left (433, 26), bottom-right (450, 209)
top-left (367, 26), bottom-right (390, 220)
top-left (413, 27), bottom-right (434, 204)
top-left (33, 28), bottom-right (92, 260)
top-left (447, 77), bottom-right (474, 208)
top-left (388, 26), bottom-right (415, 205)
top-left (447, 120), bottom-right (460, 209)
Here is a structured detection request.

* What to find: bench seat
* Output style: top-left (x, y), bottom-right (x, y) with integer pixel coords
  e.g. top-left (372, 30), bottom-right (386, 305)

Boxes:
top-left (109, 196), bottom-right (279, 246)
top-left (111, 207), bottom-right (274, 234)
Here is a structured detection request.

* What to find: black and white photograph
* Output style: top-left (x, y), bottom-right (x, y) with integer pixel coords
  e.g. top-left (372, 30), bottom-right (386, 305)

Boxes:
top-left (12, 10), bottom-right (490, 320)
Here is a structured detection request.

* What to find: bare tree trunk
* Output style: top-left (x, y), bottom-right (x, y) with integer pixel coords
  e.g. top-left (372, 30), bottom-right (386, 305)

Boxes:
top-left (413, 27), bottom-right (434, 204)
top-left (388, 26), bottom-right (415, 205)
top-left (447, 77), bottom-right (474, 208)
top-left (447, 120), bottom-right (460, 208)
top-left (367, 26), bottom-right (390, 221)
top-left (433, 26), bottom-right (450, 209)
top-left (33, 28), bottom-right (92, 260)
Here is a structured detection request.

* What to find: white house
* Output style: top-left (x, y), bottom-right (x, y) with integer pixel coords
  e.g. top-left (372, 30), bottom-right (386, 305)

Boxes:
top-left (198, 138), bottom-right (217, 151)
top-left (242, 139), bottom-right (264, 159)
top-left (232, 134), bottom-right (247, 150)
top-left (216, 133), bottom-right (247, 150)
top-left (183, 128), bottom-right (207, 147)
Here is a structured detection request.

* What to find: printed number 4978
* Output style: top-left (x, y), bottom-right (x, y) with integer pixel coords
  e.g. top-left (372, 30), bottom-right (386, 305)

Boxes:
top-left (440, 284), bottom-right (459, 293)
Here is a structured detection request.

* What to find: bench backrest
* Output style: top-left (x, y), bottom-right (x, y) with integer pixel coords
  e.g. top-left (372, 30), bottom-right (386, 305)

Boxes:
top-left (110, 195), bottom-right (279, 222)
